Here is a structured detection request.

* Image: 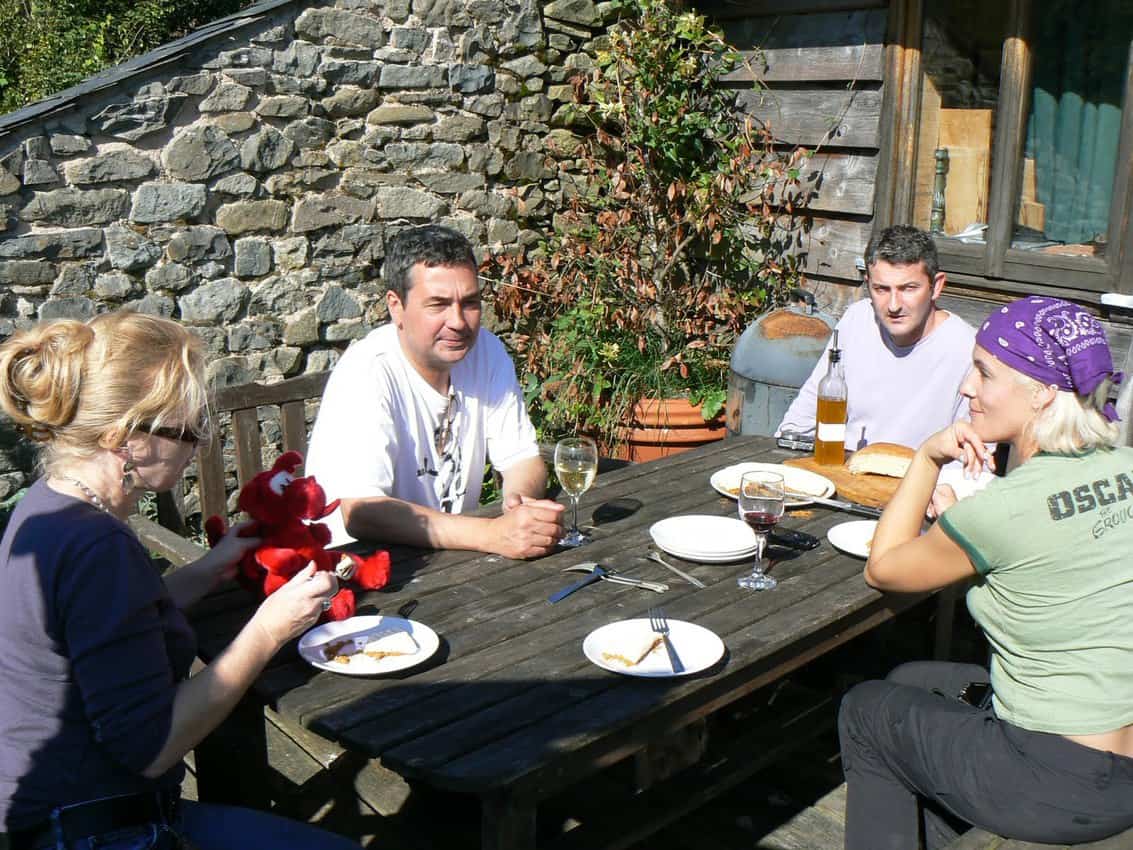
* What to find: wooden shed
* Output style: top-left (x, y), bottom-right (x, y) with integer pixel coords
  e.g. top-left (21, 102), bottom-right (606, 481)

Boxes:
top-left (698, 0), bottom-right (1133, 322)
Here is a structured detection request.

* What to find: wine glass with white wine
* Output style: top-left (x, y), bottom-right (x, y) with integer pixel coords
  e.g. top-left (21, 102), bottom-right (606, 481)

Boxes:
top-left (554, 437), bottom-right (598, 547)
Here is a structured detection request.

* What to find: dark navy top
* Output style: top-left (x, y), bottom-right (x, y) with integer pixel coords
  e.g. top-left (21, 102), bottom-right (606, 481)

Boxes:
top-left (0, 480), bottom-right (195, 829)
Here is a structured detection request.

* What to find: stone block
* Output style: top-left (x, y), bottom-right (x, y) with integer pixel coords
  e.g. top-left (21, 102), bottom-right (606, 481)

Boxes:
top-left (324, 320), bottom-right (369, 342)
top-left (306, 348), bottom-right (341, 373)
top-left (145, 262), bottom-right (193, 292)
top-left (499, 0), bottom-right (543, 49)
top-left (313, 224), bottom-right (382, 261)
top-left (378, 65), bottom-right (446, 89)
top-left (264, 168), bottom-right (338, 196)
top-left (465, 93), bottom-right (506, 118)
top-left (273, 237), bottom-right (309, 272)
top-left (179, 278), bottom-right (247, 322)
top-left (234, 237), bottom-right (273, 278)
top-left (127, 293), bottom-right (176, 317)
top-left (384, 142), bottom-right (464, 170)
top-left (215, 200), bottom-right (289, 235)
top-left (197, 261), bottom-right (227, 280)
top-left (282, 118), bottom-right (335, 150)
top-left (203, 112), bottom-right (258, 133)
top-left (223, 68), bottom-right (268, 87)
top-left (251, 23), bottom-right (291, 44)
top-left (449, 63), bottom-right (495, 94)
top-left (291, 194), bottom-right (373, 233)
top-left (240, 127), bottom-right (295, 173)
top-left (319, 59), bottom-right (382, 87)
top-left (199, 82), bottom-right (252, 112)
top-left (204, 46), bottom-right (273, 69)
top-left (457, 189), bottom-right (515, 218)
top-left (162, 126), bottom-right (240, 181)
top-left (416, 171), bottom-right (485, 193)
top-left (130, 182), bottom-right (207, 224)
top-left (255, 95), bottom-right (309, 118)
top-left (486, 217), bottom-right (519, 244)
top-left (94, 271), bottom-right (137, 299)
top-left (366, 104), bottom-right (434, 125)
top-left (316, 285), bottom-right (363, 322)
top-left (374, 186), bottom-right (446, 219)
top-left (0, 229), bottom-right (103, 259)
top-left (545, 0), bottom-right (599, 25)
top-left (433, 114), bottom-right (486, 142)
top-left (228, 319), bottom-right (279, 351)
top-left (20, 188), bottom-right (130, 227)
top-left (412, 0), bottom-right (471, 27)
top-left (211, 173), bottom-right (258, 196)
top-left (284, 306), bottom-right (319, 345)
top-left (260, 345), bottom-right (304, 377)
top-left (52, 263), bottom-right (96, 295)
top-left (164, 226), bottom-right (231, 262)
top-left (90, 95), bottom-right (187, 141)
top-left (321, 88), bottom-right (381, 118)
top-left (65, 149), bottom-right (156, 185)
top-left (21, 160), bottom-right (59, 186)
top-left (272, 42), bottom-right (323, 77)
top-left (295, 8), bottom-right (385, 47)
top-left (105, 223), bottom-right (162, 271)
top-left (248, 274), bottom-right (309, 315)
top-left (326, 140), bottom-right (367, 168)
top-left (207, 356), bottom-right (256, 388)
top-left (390, 27), bottom-right (429, 51)
top-left (167, 73), bottom-right (215, 95)
top-left (49, 134), bottom-right (92, 156)
top-left (0, 261), bottom-right (56, 286)
top-left (39, 297), bottom-right (96, 321)
top-left (502, 55), bottom-right (547, 77)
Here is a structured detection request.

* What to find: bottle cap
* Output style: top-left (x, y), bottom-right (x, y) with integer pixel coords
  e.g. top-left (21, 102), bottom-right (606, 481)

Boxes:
top-left (829, 329), bottom-right (841, 363)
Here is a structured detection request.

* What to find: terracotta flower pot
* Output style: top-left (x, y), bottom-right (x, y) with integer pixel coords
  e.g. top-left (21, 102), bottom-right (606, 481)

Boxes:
top-left (610, 397), bottom-right (726, 462)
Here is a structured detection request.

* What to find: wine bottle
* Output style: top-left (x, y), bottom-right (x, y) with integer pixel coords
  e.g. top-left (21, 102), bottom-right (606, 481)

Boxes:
top-left (814, 330), bottom-right (847, 466)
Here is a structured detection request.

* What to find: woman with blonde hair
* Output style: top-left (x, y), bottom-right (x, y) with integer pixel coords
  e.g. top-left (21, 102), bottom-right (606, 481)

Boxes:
top-left (0, 311), bottom-right (358, 849)
top-left (839, 296), bottom-right (1133, 849)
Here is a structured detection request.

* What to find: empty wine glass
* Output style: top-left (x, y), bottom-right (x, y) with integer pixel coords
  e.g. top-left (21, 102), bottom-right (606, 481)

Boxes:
top-left (736, 470), bottom-right (784, 590)
top-left (554, 437), bottom-right (598, 547)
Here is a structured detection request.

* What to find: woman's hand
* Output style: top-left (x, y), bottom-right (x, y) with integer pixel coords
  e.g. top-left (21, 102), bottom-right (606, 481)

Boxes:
top-left (921, 422), bottom-right (995, 478)
top-left (197, 520), bottom-right (261, 587)
top-left (927, 484), bottom-right (958, 520)
top-left (251, 564), bottom-right (338, 647)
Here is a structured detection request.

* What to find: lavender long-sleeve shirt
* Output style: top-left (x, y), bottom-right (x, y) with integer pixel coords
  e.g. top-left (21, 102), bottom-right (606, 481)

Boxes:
top-left (0, 480), bottom-right (195, 830)
top-left (777, 299), bottom-right (976, 450)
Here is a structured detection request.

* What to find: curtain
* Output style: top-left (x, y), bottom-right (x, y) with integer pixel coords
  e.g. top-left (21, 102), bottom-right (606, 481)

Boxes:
top-left (1025, 0), bottom-right (1132, 245)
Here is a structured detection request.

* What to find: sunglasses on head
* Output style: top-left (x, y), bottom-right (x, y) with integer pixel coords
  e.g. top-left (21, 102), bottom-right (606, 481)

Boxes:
top-left (138, 422), bottom-right (200, 445)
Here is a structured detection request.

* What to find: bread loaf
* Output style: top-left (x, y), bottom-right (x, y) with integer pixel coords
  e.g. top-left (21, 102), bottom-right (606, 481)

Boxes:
top-left (847, 442), bottom-right (915, 478)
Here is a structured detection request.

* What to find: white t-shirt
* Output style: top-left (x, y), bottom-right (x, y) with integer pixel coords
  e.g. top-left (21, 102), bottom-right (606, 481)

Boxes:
top-left (777, 299), bottom-right (976, 450)
top-left (306, 324), bottom-right (540, 546)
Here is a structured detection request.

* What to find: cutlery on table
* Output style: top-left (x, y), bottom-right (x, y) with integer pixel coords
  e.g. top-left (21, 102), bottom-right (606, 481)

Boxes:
top-left (640, 551), bottom-right (707, 589)
top-left (807, 495), bottom-right (883, 518)
top-left (648, 606), bottom-right (683, 673)
top-left (548, 564), bottom-right (667, 603)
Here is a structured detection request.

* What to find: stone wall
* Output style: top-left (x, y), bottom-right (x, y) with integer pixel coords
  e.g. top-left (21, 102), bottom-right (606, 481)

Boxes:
top-left (0, 0), bottom-right (613, 500)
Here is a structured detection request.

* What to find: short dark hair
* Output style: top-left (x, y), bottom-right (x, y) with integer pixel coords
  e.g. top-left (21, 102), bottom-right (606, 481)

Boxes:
top-left (864, 224), bottom-right (940, 280)
top-left (384, 225), bottom-right (477, 302)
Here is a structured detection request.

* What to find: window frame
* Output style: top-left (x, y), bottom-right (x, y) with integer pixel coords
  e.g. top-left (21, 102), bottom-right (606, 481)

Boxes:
top-left (879, 0), bottom-right (1133, 300)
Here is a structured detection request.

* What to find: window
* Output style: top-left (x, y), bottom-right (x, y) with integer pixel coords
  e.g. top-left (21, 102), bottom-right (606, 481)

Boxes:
top-left (904, 0), bottom-right (1133, 298)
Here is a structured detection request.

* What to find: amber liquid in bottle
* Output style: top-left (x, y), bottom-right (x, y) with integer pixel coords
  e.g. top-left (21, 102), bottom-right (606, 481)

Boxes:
top-left (814, 330), bottom-right (847, 466)
top-left (814, 397), bottom-right (848, 465)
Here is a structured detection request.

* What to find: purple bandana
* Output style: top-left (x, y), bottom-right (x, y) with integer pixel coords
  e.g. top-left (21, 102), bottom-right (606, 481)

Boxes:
top-left (976, 296), bottom-right (1123, 421)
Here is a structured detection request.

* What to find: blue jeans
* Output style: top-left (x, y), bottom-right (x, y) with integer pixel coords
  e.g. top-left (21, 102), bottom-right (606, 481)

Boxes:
top-left (55, 801), bottom-right (360, 850)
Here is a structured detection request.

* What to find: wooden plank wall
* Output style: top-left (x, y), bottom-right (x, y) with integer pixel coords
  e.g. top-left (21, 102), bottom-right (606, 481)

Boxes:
top-left (703, 1), bottom-right (887, 287)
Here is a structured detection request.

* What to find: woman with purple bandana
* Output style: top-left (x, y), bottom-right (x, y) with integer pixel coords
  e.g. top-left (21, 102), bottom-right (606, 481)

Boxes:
top-left (838, 297), bottom-right (1133, 849)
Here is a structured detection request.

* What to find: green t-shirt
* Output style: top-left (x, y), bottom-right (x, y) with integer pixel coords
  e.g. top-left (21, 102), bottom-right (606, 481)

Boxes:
top-left (939, 447), bottom-right (1133, 735)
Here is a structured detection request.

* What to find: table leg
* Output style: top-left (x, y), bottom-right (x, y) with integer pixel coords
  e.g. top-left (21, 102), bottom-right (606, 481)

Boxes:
top-left (481, 790), bottom-right (536, 850)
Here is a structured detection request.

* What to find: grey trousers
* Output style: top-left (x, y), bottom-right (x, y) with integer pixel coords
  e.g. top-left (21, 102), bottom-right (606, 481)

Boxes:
top-left (838, 661), bottom-right (1133, 850)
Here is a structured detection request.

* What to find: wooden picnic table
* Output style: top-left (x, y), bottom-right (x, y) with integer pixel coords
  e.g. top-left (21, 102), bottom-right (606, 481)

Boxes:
top-left (188, 435), bottom-right (924, 850)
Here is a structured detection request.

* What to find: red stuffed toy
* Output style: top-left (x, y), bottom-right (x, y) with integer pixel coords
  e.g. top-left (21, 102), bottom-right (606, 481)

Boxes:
top-left (204, 450), bottom-right (390, 621)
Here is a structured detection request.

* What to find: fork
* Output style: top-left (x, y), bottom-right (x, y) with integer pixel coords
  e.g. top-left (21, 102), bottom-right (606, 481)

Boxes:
top-left (647, 607), bottom-right (683, 673)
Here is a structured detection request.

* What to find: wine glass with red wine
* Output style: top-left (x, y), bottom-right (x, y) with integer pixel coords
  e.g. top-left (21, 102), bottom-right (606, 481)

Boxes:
top-left (736, 471), bottom-right (785, 590)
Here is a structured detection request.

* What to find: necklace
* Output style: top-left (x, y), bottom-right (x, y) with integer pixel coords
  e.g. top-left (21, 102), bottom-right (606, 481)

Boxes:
top-left (62, 477), bottom-right (111, 514)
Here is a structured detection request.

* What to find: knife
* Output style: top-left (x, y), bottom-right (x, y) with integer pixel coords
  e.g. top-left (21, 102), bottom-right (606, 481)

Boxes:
top-left (808, 495), bottom-right (883, 518)
top-left (548, 569), bottom-right (604, 603)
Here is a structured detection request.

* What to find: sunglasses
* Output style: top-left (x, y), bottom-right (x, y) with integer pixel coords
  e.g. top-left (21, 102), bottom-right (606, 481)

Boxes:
top-left (138, 422), bottom-right (201, 445)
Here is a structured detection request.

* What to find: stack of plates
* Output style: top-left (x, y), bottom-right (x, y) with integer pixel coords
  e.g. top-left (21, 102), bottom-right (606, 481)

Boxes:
top-left (649, 515), bottom-right (759, 563)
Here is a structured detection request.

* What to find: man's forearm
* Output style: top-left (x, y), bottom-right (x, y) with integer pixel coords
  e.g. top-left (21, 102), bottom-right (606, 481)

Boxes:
top-left (340, 495), bottom-right (495, 552)
top-left (501, 455), bottom-right (548, 502)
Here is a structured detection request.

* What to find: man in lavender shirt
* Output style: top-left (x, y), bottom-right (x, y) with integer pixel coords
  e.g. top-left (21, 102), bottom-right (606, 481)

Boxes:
top-left (777, 225), bottom-right (976, 453)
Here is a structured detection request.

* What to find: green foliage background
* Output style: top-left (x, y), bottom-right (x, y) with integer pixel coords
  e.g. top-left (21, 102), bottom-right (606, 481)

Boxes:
top-left (0, 0), bottom-right (254, 114)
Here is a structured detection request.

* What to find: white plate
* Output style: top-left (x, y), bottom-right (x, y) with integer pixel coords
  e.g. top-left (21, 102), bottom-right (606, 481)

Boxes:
top-left (710, 462), bottom-right (835, 507)
top-left (826, 520), bottom-right (878, 559)
top-left (298, 615), bottom-right (439, 676)
top-left (649, 515), bottom-right (758, 562)
top-left (583, 618), bottom-right (725, 677)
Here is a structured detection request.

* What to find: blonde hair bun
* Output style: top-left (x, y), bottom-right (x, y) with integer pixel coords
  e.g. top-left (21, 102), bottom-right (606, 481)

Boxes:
top-left (0, 320), bottom-right (94, 441)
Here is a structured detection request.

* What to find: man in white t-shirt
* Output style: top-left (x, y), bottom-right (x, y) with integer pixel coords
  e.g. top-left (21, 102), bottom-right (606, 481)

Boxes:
top-left (306, 225), bottom-right (564, 557)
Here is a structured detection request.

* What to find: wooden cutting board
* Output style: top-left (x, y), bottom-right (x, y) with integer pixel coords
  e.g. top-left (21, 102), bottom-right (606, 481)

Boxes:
top-left (784, 454), bottom-right (900, 508)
